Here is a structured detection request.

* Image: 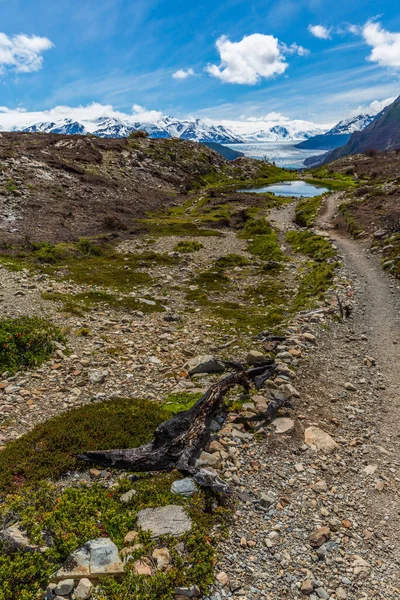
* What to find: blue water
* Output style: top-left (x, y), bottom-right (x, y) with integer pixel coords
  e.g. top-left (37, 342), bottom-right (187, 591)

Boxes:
top-left (238, 180), bottom-right (329, 198)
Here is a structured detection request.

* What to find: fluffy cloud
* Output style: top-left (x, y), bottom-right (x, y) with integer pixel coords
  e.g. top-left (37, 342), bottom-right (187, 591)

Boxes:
top-left (362, 21), bottom-right (400, 68)
top-left (308, 25), bottom-right (331, 40)
top-left (350, 96), bottom-right (396, 117)
top-left (206, 34), bottom-right (306, 85)
top-left (172, 68), bottom-right (195, 80)
top-left (0, 103), bottom-right (165, 130)
top-left (0, 33), bottom-right (53, 74)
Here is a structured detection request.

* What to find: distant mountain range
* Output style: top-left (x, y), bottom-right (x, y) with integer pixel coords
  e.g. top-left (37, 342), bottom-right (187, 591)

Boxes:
top-left (0, 107), bottom-right (386, 160)
top-left (2, 114), bottom-right (328, 145)
top-left (305, 95), bottom-right (400, 167)
top-left (295, 114), bottom-right (375, 151)
top-left (21, 116), bottom-right (244, 144)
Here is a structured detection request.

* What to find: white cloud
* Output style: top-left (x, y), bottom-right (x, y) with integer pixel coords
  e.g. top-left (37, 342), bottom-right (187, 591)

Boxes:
top-left (0, 32), bottom-right (53, 74)
top-left (350, 96), bottom-right (396, 117)
top-left (362, 21), bottom-right (400, 68)
top-left (206, 33), bottom-right (306, 85)
top-left (308, 25), bottom-right (331, 40)
top-left (172, 68), bottom-right (195, 80)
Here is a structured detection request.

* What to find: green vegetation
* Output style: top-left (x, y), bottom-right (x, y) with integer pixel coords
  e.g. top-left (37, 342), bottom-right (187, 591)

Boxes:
top-left (0, 316), bottom-right (65, 375)
top-left (305, 166), bottom-right (359, 190)
top-left (339, 203), bottom-right (363, 238)
top-left (200, 161), bottom-right (290, 191)
top-left (292, 261), bottom-right (336, 310)
top-left (240, 218), bottom-right (285, 263)
top-left (382, 234), bottom-right (400, 276)
top-left (140, 219), bottom-right (223, 238)
top-left (161, 391), bottom-right (203, 414)
top-left (0, 396), bottom-right (231, 599)
top-left (294, 195), bottom-right (323, 227)
top-left (42, 290), bottom-right (164, 316)
top-left (0, 474), bottom-right (230, 600)
top-left (0, 239), bottom-right (181, 291)
top-left (0, 397), bottom-right (171, 492)
top-left (286, 230), bottom-right (335, 261)
top-left (174, 240), bottom-right (204, 253)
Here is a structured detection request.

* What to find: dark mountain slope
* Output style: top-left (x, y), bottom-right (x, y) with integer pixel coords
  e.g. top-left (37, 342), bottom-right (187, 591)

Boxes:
top-left (320, 95), bottom-right (400, 164)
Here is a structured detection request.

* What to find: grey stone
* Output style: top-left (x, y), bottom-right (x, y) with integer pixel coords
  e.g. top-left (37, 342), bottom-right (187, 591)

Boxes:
top-left (175, 586), bottom-right (201, 598)
top-left (171, 478), bottom-right (198, 497)
top-left (0, 524), bottom-right (44, 552)
top-left (54, 579), bottom-right (75, 595)
top-left (137, 505), bottom-right (192, 538)
top-left (246, 350), bottom-right (265, 365)
top-left (119, 489), bottom-right (137, 503)
top-left (50, 538), bottom-right (124, 582)
top-left (88, 370), bottom-right (107, 384)
top-left (187, 355), bottom-right (225, 375)
top-left (195, 450), bottom-right (222, 469)
top-left (271, 417), bottom-right (294, 434)
top-left (74, 578), bottom-right (93, 599)
top-left (315, 588), bottom-right (329, 600)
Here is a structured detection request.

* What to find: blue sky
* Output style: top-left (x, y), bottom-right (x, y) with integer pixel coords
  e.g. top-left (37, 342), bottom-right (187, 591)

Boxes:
top-left (0, 0), bottom-right (399, 126)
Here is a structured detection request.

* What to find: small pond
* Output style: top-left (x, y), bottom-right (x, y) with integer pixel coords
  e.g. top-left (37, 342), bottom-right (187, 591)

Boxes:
top-left (238, 180), bottom-right (329, 198)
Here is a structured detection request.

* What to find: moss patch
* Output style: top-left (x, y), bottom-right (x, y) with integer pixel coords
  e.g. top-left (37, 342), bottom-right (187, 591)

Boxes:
top-left (161, 391), bottom-right (203, 414)
top-left (0, 316), bottom-right (65, 375)
top-left (286, 230), bottom-right (335, 261)
top-left (0, 397), bottom-right (171, 492)
top-left (294, 196), bottom-right (323, 227)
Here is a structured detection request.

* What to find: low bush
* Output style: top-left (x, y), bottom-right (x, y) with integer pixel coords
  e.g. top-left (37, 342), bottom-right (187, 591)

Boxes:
top-left (0, 397), bottom-right (171, 492)
top-left (174, 241), bottom-right (204, 253)
top-left (0, 316), bottom-right (65, 374)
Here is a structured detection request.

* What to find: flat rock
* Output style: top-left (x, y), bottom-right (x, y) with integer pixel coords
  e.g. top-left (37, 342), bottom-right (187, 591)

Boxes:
top-left (272, 417), bottom-right (294, 434)
top-left (304, 426), bottom-right (338, 454)
top-left (50, 537), bottom-right (124, 582)
top-left (137, 505), bottom-right (192, 538)
top-left (187, 354), bottom-right (225, 375)
top-left (171, 478), bottom-right (198, 497)
top-left (54, 579), bottom-right (75, 596)
top-left (246, 350), bottom-right (266, 365)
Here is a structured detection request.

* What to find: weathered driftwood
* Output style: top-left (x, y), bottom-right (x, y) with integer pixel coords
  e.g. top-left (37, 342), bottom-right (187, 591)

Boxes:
top-left (79, 363), bottom-right (285, 491)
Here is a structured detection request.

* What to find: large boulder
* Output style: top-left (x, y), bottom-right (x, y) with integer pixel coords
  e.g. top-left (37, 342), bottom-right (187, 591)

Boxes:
top-left (137, 505), bottom-right (192, 538)
top-left (50, 538), bottom-right (124, 583)
top-left (186, 355), bottom-right (225, 375)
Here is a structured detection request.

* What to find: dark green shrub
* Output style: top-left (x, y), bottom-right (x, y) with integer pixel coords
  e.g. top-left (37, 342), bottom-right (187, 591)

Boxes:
top-left (0, 316), bottom-right (65, 374)
top-left (174, 241), bottom-right (204, 253)
top-left (0, 397), bottom-right (171, 492)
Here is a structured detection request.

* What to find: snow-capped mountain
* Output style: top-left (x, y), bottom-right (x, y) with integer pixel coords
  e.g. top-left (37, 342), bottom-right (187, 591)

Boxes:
top-left (20, 115), bottom-right (244, 144)
top-left (16, 113), bottom-right (329, 144)
top-left (231, 121), bottom-right (327, 142)
top-left (326, 114), bottom-right (375, 135)
top-left (24, 118), bottom-right (86, 135)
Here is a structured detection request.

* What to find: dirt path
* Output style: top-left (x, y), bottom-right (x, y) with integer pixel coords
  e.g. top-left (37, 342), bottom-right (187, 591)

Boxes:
top-left (209, 194), bottom-right (400, 600)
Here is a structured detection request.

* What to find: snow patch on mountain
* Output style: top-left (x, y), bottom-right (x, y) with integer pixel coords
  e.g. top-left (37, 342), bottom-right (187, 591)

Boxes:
top-left (327, 114), bottom-right (375, 135)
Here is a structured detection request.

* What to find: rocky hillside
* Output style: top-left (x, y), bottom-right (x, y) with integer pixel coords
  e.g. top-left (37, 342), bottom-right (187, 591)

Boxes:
top-left (0, 132), bottom-right (284, 244)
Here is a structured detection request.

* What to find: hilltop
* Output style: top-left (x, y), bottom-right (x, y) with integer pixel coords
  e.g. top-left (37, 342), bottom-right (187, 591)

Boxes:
top-left (0, 132), bottom-right (284, 244)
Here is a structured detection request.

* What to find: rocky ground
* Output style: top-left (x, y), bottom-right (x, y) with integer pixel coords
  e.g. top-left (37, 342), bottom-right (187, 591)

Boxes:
top-left (207, 194), bottom-right (400, 600)
top-left (0, 180), bottom-right (399, 600)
